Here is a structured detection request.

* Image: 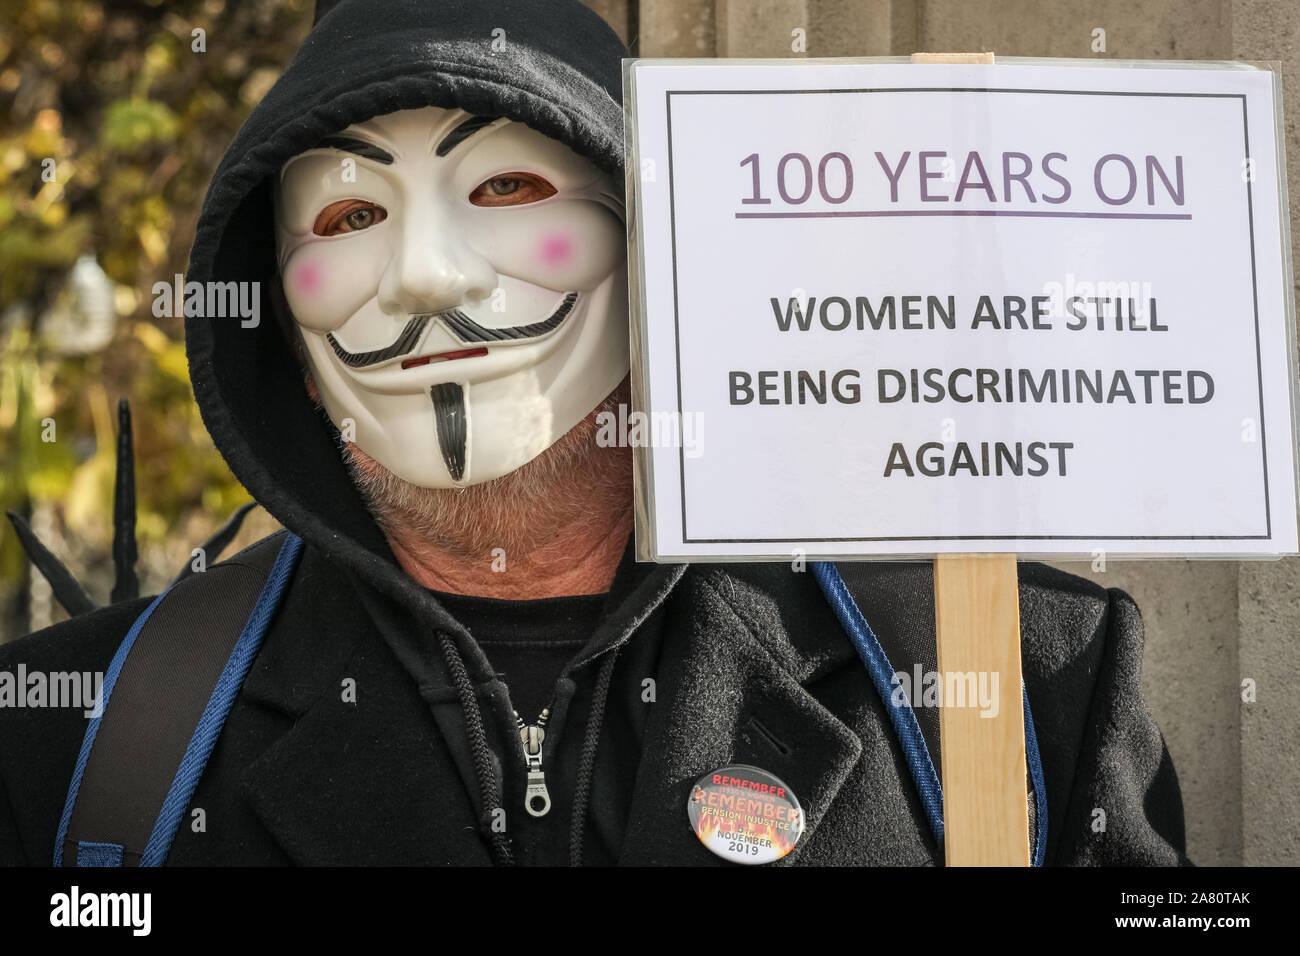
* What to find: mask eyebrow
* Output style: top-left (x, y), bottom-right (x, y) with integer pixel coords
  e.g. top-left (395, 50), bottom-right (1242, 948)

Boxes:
top-left (315, 135), bottom-right (394, 165)
top-left (435, 115), bottom-right (501, 157)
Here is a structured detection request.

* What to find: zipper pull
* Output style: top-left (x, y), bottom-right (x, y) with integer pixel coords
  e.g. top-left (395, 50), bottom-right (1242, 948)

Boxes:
top-left (516, 708), bottom-right (551, 818)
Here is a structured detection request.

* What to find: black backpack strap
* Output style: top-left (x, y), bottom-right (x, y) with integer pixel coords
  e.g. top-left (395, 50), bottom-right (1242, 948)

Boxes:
top-left (815, 561), bottom-right (1048, 865)
top-left (54, 530), bottom-right (303, 867)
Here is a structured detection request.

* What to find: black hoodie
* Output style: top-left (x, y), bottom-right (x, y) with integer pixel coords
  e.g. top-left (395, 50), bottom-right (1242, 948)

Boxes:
top-left (0, 0), bottom-right (1190, 866)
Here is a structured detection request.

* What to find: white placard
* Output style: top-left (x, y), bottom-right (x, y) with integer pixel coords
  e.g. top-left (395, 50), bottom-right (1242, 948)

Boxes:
top-left (624, 58), bottom-right (1299, 561)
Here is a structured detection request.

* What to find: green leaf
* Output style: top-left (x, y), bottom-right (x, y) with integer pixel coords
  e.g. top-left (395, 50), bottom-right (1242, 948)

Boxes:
top-left (100, 99), bottom-right (179, 152)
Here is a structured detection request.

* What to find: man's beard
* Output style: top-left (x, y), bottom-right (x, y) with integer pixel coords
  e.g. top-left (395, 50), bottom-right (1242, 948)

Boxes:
top-left (339, 382), bottom-right (632, 560)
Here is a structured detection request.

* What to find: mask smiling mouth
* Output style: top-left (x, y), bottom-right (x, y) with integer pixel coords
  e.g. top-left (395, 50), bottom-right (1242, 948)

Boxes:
top-left (326, 291), bottom-right (580, 370)
top-left (400, 347), bottom-right (488, 369)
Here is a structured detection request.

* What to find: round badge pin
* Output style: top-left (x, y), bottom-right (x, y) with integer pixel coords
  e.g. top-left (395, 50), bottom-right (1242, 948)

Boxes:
top-left (686, 764), bottom-right (804, 864)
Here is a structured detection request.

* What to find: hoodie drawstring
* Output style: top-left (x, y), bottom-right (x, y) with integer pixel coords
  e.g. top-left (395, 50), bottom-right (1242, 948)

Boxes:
top-left (436, 624), bottom-right (621, 867)
top-left (568, 647), bottom-right (620, 866)
top-left (436, 631), bottom-right (515, 866)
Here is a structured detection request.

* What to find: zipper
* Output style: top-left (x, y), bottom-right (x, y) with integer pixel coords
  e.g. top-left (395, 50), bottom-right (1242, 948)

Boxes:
top-left (514, 706), bottom-right (552, 818)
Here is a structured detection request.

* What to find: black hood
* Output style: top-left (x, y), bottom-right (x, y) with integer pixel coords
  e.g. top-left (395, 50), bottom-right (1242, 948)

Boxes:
top-left (184, 0), bottom-right (631, 581)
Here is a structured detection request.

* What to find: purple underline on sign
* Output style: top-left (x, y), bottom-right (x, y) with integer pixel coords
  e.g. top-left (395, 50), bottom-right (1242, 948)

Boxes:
top-left (733, 209), bottom-right (1193, 220)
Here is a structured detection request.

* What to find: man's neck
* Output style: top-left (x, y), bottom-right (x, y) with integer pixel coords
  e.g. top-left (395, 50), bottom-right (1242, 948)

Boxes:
top-left (385, 500), bottom-right (633, 599)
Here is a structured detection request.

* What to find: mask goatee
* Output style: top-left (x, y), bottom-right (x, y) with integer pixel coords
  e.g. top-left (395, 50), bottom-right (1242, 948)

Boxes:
top-left (429, 382), bottom-right (467, 483)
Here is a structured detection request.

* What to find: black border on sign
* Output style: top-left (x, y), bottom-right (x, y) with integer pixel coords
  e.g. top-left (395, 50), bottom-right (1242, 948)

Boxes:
top-left (663, 87), bottom-right (1273, 544)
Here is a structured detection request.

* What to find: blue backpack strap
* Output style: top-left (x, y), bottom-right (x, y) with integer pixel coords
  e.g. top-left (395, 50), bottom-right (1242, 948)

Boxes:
top-left (813, 561), bottom-right (1048, 866)
top-left (1024, 683), bottom-right (1048, 866)
top-left (54, 531), bottom-right (303, 867)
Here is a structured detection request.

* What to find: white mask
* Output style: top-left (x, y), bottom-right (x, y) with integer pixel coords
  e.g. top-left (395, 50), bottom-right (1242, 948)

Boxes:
top-left (273, 106), bottom-right (628, 487)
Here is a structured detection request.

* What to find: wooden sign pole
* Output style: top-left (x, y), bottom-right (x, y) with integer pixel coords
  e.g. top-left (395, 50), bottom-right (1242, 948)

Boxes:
top-left (933, 553), bottom-right (1029, 866)
top-left (912, 52), bottom-right (1031, 867)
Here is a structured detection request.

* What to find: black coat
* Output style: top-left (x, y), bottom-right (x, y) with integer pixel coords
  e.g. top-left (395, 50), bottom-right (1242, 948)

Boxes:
top-left (0, 538), bottom-right (1188, 866)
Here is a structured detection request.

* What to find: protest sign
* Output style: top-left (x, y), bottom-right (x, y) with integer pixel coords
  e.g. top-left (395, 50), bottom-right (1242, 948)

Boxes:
top-left (624, 58), bottom-right (1298, 562)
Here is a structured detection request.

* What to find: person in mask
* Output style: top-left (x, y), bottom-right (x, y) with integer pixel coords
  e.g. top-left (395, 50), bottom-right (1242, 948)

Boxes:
top-left (272, 104), bottom-right (637, 600)
top-left (0, 0), bottom-right (1189, 867)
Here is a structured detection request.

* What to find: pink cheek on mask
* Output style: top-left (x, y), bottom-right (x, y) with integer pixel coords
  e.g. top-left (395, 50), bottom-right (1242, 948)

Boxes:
top-left (291, 259), bottom-right (323, 296)
top-left (538, 232), bottom-right (577, 269)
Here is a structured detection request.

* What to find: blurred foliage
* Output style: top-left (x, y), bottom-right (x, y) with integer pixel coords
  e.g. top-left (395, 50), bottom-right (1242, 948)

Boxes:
top-left (0, 0), bottom-right (312, 637)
